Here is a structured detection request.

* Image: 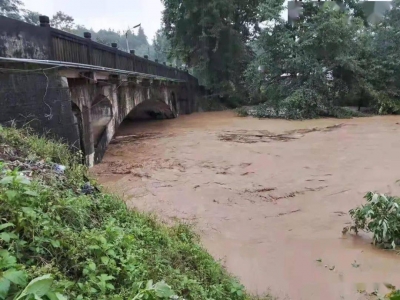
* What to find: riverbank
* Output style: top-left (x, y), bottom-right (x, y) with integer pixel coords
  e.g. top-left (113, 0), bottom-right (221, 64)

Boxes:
top-left (0, 125), bottom-right (271, 299)
top-left (92, 111), bottom-right (400, 300)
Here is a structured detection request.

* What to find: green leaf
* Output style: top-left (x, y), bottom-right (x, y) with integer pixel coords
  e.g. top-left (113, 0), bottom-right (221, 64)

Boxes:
top-left (154, 281), bottom-right (174, 298)
top-left (50, 240), bottom-right (60, 248)
top-left (22, 207), bottom-right (36, 215)
top-left (0, 278), bottom-right (10, 299)
top-left (46, 291), bottom-right (68, 300)
top-left (0, 232), bottom-right (17, 243)
top-left (88, 262), bottom-right (96, 271)
top-left (98, 274), bottom-right (114, 282)
top-left (0, 223), bottom-right (15, 231)
top-left (100, 256), bottom-right (109, 265)
top-left (0, 250), bottom-right (17, 268)
top-left (16, 176), bottom-right (31, 185)
top-left (24, 190), bottom-right (39, 197)
top-left (16, 274), bottom-right (53, 299)
top-left (3, 269), bottom-right (27, 286)
top-left (5, 190), bottom-right (18, 200)
top-left (145, 280), bottom-right (153, 290)
top-left (390, 293), bottom-right (400, 300)
top-left (0, 176), bottom-right (13, 185)
top-left (0, 233), bottom-right (11, 243)
top-left (88, 245), bottom-right (100, 250)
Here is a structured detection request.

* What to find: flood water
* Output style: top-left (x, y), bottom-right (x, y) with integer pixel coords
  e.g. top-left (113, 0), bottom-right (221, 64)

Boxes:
top-left (91, 111), bottom-right (400, 300)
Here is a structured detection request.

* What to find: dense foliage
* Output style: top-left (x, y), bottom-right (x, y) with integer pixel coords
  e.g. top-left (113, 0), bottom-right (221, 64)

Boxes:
top-left (244, 0), bottom-right (400, 119)
top-left (0, 126), bottom-right (272, 300)
top-left (162, 0), bottom-right (263, 101)
top-left (162, 0), bottom-right (400, 118)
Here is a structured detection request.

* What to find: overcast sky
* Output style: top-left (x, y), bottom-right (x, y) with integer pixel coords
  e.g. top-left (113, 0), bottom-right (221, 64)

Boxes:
top-left (22, 0), bottom-right (164, 42)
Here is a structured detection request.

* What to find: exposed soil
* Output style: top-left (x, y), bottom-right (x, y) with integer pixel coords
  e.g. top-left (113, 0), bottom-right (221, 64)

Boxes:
top-left (91, 111), bottom-right (400, 300)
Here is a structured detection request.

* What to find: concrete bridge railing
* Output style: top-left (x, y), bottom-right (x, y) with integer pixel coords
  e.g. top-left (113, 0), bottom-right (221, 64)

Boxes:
top-left (0, 16), bottom-right (206, 166)
top-left (0, 15), bottom-right (196, 84)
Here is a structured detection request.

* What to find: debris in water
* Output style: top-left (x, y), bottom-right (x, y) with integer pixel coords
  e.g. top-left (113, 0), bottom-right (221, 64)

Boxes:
top-left (352, 260), bottom-right (360, 268)
top-left (329, 265), bottom-right (335, 271)
top-left (316, 258), bottom-right (322, 262)
top-left (384, 283), bottom-right (396, 290)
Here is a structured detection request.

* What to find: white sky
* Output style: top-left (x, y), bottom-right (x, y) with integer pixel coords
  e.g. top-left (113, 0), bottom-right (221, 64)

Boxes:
top-left (22, 0), bottom-right (164, 41)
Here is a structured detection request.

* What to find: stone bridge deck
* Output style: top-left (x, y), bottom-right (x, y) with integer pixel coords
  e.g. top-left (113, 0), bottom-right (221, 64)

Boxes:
top-left (0, 15), bottom-right (205, 166)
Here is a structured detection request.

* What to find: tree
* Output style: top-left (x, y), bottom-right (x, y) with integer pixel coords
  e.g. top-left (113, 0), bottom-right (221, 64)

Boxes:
top-left (162, 0), bottom-right (264, 99)
top-left (245, 1), bottom-right (371, 118)
top-left (22, 9), bottom-right (40, 25)
top-left (153, 29), bottom-right (171, 63)
top-left (0, 0), bottom-right (22, 20)
top-left (364, 0), bottom-right (400, 113)
top-left (51, 11), bottom-right (75, 31)
top-left (136, 27), bottom-right (148, 47)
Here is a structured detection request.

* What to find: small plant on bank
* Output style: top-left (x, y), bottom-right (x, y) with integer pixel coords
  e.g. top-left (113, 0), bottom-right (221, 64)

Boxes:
top-left (349, 192), bottom-right (400, 249)
top-left (236, 107), bottom-right (249, 117)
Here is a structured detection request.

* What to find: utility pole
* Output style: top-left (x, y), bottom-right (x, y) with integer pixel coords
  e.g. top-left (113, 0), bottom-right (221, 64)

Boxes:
top-left (125, 23), bottom-right (141, 53)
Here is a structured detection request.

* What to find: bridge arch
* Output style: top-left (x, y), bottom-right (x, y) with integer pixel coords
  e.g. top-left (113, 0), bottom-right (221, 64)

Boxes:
top-left (126, 85), bottom-right (179, 121)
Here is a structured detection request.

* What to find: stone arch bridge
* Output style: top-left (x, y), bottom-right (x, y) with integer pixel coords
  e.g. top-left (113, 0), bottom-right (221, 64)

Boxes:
top-left (0, 15), bottom-right (206, 166)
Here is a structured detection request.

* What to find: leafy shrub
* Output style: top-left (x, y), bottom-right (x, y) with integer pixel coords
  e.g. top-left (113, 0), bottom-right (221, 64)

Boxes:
top-left (235, 107), bottom-right (249, 117)
top-left (349, 192), bottom-right (400, 249)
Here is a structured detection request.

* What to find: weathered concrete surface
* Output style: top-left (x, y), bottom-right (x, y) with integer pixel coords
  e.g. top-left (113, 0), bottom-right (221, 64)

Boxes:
top-left (0, 16), bottom-right (49, 59)
top-left (0, 71), bottom-right (80, 146)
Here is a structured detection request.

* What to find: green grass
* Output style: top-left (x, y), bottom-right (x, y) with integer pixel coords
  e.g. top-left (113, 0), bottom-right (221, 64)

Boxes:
top-left (0, 125), bottom-right (273, 300)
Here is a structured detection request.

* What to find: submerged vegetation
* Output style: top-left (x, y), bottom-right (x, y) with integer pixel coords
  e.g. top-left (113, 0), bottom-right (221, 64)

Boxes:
top-left (0, 126), bottom-right (272, 300)
top-left (349, 192), bottom-right (400, 249)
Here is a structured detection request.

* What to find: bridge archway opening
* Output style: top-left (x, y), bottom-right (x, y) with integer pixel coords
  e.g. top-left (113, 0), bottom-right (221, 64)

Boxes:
top-left (126, 99), bottom-right (176, 121)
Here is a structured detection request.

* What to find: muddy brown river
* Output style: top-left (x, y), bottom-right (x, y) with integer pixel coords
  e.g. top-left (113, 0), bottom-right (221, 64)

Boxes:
top-left (91, 111), bottom-right (400, 300)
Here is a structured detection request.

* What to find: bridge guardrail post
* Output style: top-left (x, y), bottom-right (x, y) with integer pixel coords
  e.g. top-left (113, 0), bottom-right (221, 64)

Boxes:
top-left (39, 15), bottom-right (53, 60)
top-left (84, 32), bottom-right (93, 65)
top-left (130, 50), bottom-right (136, 71)
top-left (144, 55), bottom-right (149, 74)
top-left (111, 43), bottom-right (118, 69)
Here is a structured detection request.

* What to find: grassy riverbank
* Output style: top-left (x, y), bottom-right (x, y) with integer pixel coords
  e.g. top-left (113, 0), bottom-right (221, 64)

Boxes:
top-left (0, 126), bottom-right (272, 300)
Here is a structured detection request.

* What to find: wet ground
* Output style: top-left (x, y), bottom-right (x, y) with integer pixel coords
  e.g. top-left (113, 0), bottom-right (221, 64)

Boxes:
top-left (91, 111), bottom-right (400, 300)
